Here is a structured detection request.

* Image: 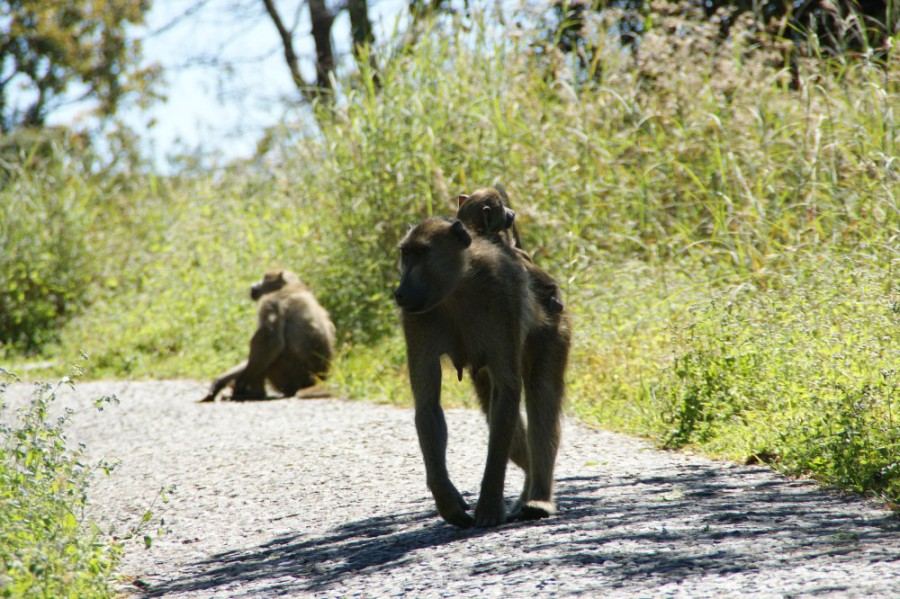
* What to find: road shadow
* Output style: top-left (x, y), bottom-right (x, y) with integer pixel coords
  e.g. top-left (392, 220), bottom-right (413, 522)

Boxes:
top-left (139, 504), bottom-right (491, 597)
top-left (137, 465), bottom-right (900, 597)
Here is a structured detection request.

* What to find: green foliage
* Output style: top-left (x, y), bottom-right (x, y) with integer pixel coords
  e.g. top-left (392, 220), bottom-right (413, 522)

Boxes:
top-left (3, 6), bottom-right (898, 506)
top-left (0, 146), bottom-right (95, 352)
top-left (648, 265), bottom-right (899, 499)
top-left (0, 372), bottom-right (121, 597)
top-left (0, 128), bottom-right (168, 355)
top-left (0, 0), bottom-right (158, 132)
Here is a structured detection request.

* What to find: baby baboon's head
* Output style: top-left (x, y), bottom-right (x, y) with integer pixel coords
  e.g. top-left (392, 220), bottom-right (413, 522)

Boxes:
top-left (457, 187), bottom-right (515, 236)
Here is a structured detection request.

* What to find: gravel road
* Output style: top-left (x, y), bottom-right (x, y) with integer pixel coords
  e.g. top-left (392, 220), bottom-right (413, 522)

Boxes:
top-left (5, 380), bottom-right (900, 598)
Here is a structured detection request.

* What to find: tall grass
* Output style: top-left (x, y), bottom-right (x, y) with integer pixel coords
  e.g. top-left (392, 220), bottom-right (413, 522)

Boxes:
top-left (4, 6), bottom-right (899, 502)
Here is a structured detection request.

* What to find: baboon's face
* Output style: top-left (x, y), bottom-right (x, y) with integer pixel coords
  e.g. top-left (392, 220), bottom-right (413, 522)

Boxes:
top-left (395, 218), bottom-right (472, 314)
top-left (490, 202), bottom-right (516, 233)
top-left (458, 189), bottom-right (515, 234)
top-left (251, 270), bottom-right (287, 300)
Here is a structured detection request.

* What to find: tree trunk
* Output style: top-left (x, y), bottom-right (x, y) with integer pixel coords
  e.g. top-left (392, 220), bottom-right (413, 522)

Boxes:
top-left (309, 0), bottom-right (336, 95)
top-left (347, 0), bottom-right (374, 51)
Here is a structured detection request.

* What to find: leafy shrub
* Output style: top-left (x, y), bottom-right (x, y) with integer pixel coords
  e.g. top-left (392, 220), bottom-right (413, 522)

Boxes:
top-left (0, 143), bottom-right (95, 352)
top-left (651, 265), bottom-right (900, 500)
top-left (0, 372), bottom-right (121, 597)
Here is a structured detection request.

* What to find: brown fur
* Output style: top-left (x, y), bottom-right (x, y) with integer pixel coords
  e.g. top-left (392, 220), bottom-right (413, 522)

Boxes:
top-left (202, 269), bottom-right (336, 402)
top-left (457, 187), bottom-right (565, 315)
top-left (394, 218), bottom-right (571, 528)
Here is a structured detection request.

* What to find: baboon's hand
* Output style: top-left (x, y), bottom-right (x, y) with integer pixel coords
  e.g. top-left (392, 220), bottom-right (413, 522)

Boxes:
top-left (199, 394), bottom-right (215, 403)
top-left (474, 495), bottom-right (507, 528)
top-left (433, 484), bottom-right (474, 528)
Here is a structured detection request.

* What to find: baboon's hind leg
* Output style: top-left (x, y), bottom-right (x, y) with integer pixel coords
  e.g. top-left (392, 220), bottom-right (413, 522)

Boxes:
top-left (518, 327), bottom-right (568, 520)
top-left (268, 354), bottom-right (315, 397)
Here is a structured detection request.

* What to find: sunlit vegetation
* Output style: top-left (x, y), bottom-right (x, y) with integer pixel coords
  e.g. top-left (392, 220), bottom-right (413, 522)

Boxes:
top-left (1, 10), bottom-right (898, 588)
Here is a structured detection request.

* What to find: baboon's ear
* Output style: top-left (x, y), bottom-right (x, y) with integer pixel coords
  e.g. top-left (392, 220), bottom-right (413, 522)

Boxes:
top-left (450, 220), bottom-right (472, 247)
top-left (458, 194), bottom-right (470, 208)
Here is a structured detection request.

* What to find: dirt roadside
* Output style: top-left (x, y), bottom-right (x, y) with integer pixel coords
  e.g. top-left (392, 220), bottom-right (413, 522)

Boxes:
top-left (5, 380), bottom-right (900, 598)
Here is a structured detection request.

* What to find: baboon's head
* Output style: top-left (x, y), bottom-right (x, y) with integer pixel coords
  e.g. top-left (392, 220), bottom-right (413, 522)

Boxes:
top-left (457, 188), bottom-right (515, 235)
top-left (395, 218), bottom-right (472, 314)
top-left (251, 269), bottom-right (300, 300)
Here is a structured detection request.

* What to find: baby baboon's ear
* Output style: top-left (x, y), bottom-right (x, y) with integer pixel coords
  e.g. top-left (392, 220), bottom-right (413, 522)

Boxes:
top-left (457, 194), bottom-right (470, 208)
top-left (450, 219), bottom-right (472, 247)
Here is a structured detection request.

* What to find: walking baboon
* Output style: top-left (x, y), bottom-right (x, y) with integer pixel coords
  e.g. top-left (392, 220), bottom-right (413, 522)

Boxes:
top-left (457, 187), bottom-right (565, 315)
top-left (395, 218), bottom-right (571, 528)
top-left (202, 269), bottom-right (336, 402)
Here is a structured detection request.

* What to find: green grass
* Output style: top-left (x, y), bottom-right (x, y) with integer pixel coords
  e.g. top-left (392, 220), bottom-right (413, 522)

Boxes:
top-left (0, 9), bottom-right (898, 588)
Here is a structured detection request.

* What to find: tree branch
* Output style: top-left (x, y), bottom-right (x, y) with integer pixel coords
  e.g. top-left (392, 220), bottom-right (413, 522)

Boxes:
top-left (261, 0), bottom-right (313, 101)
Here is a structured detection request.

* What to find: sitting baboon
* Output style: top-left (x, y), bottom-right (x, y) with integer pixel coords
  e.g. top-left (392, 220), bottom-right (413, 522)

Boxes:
top-left (202, 269), bottom-right (336, 402)
top-left (395, 218), bottom-right (571, 528)
top-left (457, 186), bottom-right (565, 315)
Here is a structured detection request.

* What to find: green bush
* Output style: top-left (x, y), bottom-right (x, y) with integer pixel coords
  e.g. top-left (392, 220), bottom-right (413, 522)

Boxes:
top-left (649, 264), bottom-right (899, 499)
top-left (0, 143), bottom-right (95, 352)
top-left (0, 373), bottom-right (121, 597)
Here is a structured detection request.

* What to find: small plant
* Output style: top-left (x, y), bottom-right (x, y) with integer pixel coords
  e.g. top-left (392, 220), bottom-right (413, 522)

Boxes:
top-left (0, 370), bottom-right (121, 598)
top-left (785, 371), bottom-right (900, 500)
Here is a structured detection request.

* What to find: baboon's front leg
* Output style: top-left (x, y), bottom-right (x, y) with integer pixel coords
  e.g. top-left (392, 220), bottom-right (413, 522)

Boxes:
top-left (474, 368), bottom-right (531, 520)
top-left (507, 418), bottom-right (533, 519)
top-left (475, 378), bottom-right (520, 527)
top-left (412, 357), bottom-right (474, 528)
top-left (202, 361), bottom-right (247, 402)
top-left (232, 326), bottom-right (284, 399)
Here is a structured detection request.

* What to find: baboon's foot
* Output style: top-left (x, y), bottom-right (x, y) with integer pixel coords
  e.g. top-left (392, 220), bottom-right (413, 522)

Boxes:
top-left (199, 394), bottom-right (215, 403)
top-left (474, 496), bottom-right (507, 528)
top-left (433, 485), bottom-right (474, 529)
top-left (508, 497), bottom-right (525, 520)
top-left (518, 499), bottom-right (557, 521)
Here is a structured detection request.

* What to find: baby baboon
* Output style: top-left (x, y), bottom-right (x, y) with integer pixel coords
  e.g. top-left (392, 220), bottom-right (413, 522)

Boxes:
top-left (202, 269), bottom-right (336, 402)
top-left (457, 186), bottom-right (522, 248)
top-left (457, 187), bottom-right (565, 315)
top-left (395, 218), bottom-right (571, 528)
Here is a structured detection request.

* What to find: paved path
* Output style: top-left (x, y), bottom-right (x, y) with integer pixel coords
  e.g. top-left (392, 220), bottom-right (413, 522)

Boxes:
top-left (5, 380), bottom-right (900, 597)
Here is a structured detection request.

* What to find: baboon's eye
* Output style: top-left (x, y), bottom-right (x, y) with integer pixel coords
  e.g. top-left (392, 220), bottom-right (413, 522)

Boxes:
top-left (401, 246), bottom-right (426, 260)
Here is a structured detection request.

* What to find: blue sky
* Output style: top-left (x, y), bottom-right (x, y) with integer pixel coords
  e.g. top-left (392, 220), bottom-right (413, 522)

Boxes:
top-left (51, 0), bottom-right (406, 169)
